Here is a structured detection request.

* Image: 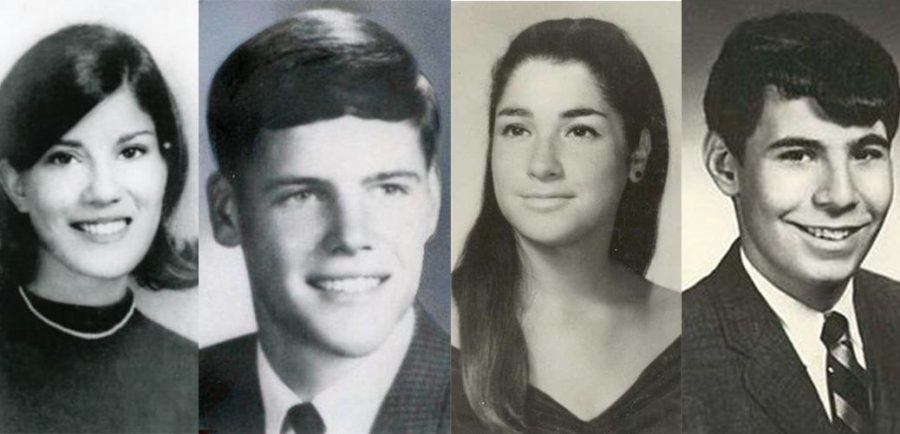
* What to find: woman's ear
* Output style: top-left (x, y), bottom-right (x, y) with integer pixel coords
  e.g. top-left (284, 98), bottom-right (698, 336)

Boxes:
top-left (0, 159), bottom-right (30, 212)
top-left (703, 131), bottom-right (740, 197)
top-left (628, 128), bottom-right (651, 183)
top-left (207, 172), bottom-right (242, 247)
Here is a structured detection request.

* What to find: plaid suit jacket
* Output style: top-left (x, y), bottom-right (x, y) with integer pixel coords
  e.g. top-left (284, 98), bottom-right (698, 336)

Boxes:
top-left (683, 241), bottom-right (900, 434)
top-left (200, 304), bottom-right (450, 434)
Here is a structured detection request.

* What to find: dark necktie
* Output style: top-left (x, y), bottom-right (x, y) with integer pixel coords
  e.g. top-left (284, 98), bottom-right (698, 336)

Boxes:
top-left (283, 403), bottom-right (326, 434)
top-left (820, 312), bottom-right (872, 433)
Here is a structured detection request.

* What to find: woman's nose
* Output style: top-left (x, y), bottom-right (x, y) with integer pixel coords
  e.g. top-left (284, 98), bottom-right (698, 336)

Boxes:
top-left (82, 163), bottom-right (123, 206)
top-left (527, 136), bottom-right (563, 181)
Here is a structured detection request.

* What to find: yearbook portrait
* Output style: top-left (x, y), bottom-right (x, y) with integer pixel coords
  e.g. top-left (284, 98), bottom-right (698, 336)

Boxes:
top-left (0, 0), bottom-right (199, 432)
top-left (682, 0), bottom-right (900, 432)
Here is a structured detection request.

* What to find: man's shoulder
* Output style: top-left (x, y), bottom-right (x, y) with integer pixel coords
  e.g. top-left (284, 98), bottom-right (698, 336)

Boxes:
top-left (199, 334), bottom-right (258, 409)
top-left (857, 269), bottom-right (900, 298)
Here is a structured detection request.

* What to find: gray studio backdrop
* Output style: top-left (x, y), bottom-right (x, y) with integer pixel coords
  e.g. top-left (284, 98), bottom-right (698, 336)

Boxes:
top-left (198, 0), bottom-right (451, 346)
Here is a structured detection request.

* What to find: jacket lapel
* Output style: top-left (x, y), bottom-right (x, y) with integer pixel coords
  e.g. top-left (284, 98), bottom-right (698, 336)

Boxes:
top-left (711, 242), bottom-right (834, 434)
top-left (372, 305), bottom-right (450, 433)
top-left (854, 271), bottom-right (900, 434)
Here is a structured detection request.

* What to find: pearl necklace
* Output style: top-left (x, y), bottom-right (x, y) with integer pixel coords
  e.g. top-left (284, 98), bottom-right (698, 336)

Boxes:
top-left (18, 286), bottom-right (135, 340)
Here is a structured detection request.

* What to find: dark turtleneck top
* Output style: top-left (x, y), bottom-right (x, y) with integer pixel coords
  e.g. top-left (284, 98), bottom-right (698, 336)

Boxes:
top-left (0, 284), bottom-right (197, 433)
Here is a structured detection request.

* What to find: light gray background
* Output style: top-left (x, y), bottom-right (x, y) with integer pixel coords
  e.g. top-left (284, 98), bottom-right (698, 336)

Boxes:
top-left (199, 0), bottom-right (451, 346)
top-left (451, 2), bottom-right (683, 293)
top-left (0, 0), bottom-right (199, 341)
top-left (682, 0), bottom-right (900, 288)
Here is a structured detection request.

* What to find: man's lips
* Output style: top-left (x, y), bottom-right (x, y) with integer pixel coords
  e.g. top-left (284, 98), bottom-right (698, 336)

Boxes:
top-left (306, 275), bottom-right (390, 293)
top-left (70, 217), bottom-right (132, 236)
top-left (788, 222), bottom-right (868, 241)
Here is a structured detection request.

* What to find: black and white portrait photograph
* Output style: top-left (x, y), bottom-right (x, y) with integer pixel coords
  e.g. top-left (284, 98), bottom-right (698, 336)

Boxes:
top-left (0, 0), bottom-right (199, 432)
top-left (450, 2), bottom-right (681, 433)
top-left (197, 1), bottom-right (451, 433)
top-left (681, 0), bottom-right (900, 432)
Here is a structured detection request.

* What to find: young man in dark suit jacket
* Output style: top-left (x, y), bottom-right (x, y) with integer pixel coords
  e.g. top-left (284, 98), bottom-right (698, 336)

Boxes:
top-left (684, 12), bottom-right (900, 434)
top-left (200, 10), bottom-right (449, 434)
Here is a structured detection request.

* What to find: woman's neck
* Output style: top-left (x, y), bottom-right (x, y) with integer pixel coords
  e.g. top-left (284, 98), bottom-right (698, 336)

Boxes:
top-left (28, 254), bottom-right (129, 306)
top-left (517, 231), bottom-right (648, 308)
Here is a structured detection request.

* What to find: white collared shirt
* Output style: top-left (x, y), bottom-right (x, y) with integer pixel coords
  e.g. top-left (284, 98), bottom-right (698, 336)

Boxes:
top-left (257, 310), bottom-right (415, 434)
top-left (740, 249), bottom-right (866, 421)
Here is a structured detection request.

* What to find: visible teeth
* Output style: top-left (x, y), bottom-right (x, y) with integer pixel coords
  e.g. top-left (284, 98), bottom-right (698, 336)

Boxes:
top-left (316, 277), bottom-right (381, 293)
top-left (805, 226), bottom-right (851, 241)
top-left (79, 220), bottom-right (127, 235)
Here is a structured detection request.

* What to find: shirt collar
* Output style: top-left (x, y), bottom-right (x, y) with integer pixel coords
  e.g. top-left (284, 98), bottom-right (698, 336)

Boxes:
top-left (739, 248), bottom-right (865, 365)
top-left (258, 309), bottom-right (416, 434)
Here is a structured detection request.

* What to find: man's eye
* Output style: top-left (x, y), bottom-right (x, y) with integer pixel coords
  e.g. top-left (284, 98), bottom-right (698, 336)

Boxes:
top-left (46, 152), bottom-right (75, 166)
top-left (565, 125), bottom-right (599, 139)
top-left (500, 125), bottom-right (530, 138)
top-left (853, 147), bottom-right (887, 161)
top-left (283, 190), bottom-right (320, 203)
top-left (779, 149), bottom-right (815, 162)
top-left (121, 146), bottom-right (148, 160)
top-left (377, 184), bottom-right (409, 196)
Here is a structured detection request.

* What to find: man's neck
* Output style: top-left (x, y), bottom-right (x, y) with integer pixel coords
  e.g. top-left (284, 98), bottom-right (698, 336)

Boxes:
top-left (256, 308), bottom-right (416, 400)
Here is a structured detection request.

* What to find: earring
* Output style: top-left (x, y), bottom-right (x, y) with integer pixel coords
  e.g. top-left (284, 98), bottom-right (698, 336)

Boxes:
top-left (631, 169), bottom-right (644, 182)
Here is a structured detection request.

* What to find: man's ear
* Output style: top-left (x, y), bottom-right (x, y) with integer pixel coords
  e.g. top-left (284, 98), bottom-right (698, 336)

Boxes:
top-left (628, 128), bottom-right (651, 183)
top-left (703, 131), bottom-right (740, 197)
top-left (423, 164), bottom-right (442, 242)
top-left (207, 172), bottom-right (242, 247)
top-left (0, 159), bottom-right (29, 212)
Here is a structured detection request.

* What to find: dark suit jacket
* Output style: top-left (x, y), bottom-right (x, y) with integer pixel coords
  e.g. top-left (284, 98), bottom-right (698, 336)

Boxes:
top-left (200, 305), bottom-right (450, 434)
top-left (683, 241), bottom-right (900, 434)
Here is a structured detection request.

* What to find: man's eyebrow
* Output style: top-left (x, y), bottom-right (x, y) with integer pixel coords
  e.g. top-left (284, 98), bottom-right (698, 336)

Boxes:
top-left (560, 108), bottom-right (607, 119)
top-left (496, 107), bottom-right (532, 118)
top-left (854, 133), bottom-right (891, 149)
top-left (767, 137), bottom-right (824, 151)
top-left (262, 176), bottom-right (328, 194)
top-left (363, 170), bottom-right (421, 184)
top-left (118, 130), bottom-right (155, 145)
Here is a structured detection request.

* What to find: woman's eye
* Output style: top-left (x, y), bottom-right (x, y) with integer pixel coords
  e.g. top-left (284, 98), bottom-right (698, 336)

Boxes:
top-left (121, 146), bottom-right (148, 160)
top-left (45, 152), bottom-right (75, 166)
top-left (565, 125), bottom-right (599, 139)
top-left (500, 124), bottom-right (530, 138)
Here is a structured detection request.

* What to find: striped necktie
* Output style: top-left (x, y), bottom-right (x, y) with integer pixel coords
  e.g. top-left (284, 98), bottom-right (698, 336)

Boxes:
top-left (283, 403), bottom-right (326, 434)
top-left (820, 312), bottom-right (872, 433)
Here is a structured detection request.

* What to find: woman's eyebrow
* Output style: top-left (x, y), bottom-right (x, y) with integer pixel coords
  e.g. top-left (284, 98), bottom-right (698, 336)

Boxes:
top-left (560, 108), bottom-right (607, 119)
top-left (496, 107), bottom-right (532, 117)
top-left (117, 130), bottom-right (155, 144)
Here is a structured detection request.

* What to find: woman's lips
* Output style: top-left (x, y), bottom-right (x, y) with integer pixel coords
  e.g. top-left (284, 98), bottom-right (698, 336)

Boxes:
top-left (520, 193), bottom-right (574, 211)
top-left (70, 217), bottom-right (132, 242)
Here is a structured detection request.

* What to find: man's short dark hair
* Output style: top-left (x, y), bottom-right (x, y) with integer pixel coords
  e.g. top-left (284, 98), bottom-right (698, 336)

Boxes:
top-left (704, 11), bottom-right (900, 161)
top-left (207, 9), bottom-right (439, 176)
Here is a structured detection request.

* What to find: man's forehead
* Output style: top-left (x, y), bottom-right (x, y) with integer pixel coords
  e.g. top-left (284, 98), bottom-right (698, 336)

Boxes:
top-left (749, 88), bottom-right (888, 150)
top-left (246, 115), bottom-right (428, 181)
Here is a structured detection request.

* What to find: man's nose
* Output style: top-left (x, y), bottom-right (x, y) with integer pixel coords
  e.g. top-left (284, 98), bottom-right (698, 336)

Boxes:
top-left (81, 162), bottom-right (123, 206)
top-left (527, 135), bottom-right (563, 181)
top-left (812, 160), bottom-right (859, 214)
top-left (321, 197), bottom-right (373, 254)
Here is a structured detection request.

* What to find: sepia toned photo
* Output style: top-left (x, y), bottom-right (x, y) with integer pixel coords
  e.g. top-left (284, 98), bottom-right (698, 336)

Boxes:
top-left (0, 0), bottom-right (199, 432)
top-left (682, 0), bottom-right (900, 432)
top-left (451, 2), bottom-right (682, 433)
top-left (198, 1), bottom-right (451, 433)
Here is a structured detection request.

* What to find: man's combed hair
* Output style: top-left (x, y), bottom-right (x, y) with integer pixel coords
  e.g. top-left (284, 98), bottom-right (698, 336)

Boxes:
top-left (207, 9), bottom-right (440, 177)
top-left (0, 24), bottom-right (197, 289)
top-left (704, 11), bottom-right (900, 161)
top-left (453, 18), bottom-right (669, 432)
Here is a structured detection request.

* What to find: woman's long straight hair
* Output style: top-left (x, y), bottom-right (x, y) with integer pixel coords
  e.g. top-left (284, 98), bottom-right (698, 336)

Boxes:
top-left (452, 18), bottom-right (669, 431)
